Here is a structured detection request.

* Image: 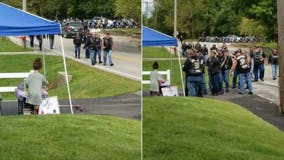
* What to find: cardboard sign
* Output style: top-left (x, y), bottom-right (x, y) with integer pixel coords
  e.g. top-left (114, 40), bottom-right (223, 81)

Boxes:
top-left (162, 86), bottom-right (179, 97)
top-left (39, 96), bottom-right (60, 115)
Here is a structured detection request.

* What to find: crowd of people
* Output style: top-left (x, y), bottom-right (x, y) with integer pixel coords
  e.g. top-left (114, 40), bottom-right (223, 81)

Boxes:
top-left (74, 31), bottom-right (114, 66)
top-left (181, 42), bottom-right (279, 97)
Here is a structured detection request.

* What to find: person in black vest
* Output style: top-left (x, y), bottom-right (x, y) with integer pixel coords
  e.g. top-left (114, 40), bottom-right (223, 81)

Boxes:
top-left (195, 42), bottom-right (202, 51)
top-left (84, 32), bottom-right (91, 59)
top-left (207, 50), bottom-right (221, 96)
top-left (251, 45), bottom-right (266, 81)
top-left (73, 32), bottom-right (82, 59)
top-left (220, 50), bottom-right (233, 92)
top-left (231, 50), bottom-right (253, 95)
top-left (94, 33), bottom-right (103, 64)
top-left (102, 33), bottom-right (114, 66)
top-left (268, 49), bottom-right (278, 80)
top-left (183, 50), bottom-right (203, 97)
top-left (84, 32), bottom-right (96, 65)
top-left (201, 44), bottom-right (208, 57)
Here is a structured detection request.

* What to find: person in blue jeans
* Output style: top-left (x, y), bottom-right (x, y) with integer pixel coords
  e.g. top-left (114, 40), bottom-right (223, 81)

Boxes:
top-left (231, 50), bottom-right (253, 95)
top-left (251, 45), bottom-right (266, 81)
top-left (102, 33), bottom-right (114, 66)
top-left (94, 33), bottom-right (102, 64)
top-left (268, 49), bottom-right (278, 80)
top-left (83, 33), bottom-right (96, 65)
top-left (73, 33), bottom-right (82, 59)
top-left (220, 51), bottom-right (233, 92)
top-left (207, 50), bottom-right (221, 96)
top-left (183, 50), bottom-right (203, 97)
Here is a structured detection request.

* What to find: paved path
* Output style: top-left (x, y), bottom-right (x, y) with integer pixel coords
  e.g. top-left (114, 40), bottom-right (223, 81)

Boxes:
top-left (0, 92), bottom-right (141, 120)
top-left (9, 35), bottom-right (141, 81)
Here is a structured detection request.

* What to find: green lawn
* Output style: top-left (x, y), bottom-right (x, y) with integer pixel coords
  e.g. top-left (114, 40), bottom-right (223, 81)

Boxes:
top-left (0, 37), bottom-right (33, 52)
top-left (143, 97), bottom-right (284, 160)
top-left (0, 114), bottom-right (140, 160)
top-left (0, 55), bottom-right (140, 100)
top-left (143, 47), bottom-right (177, 58)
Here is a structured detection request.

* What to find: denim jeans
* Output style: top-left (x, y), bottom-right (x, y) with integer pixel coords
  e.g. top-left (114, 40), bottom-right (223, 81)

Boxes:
top-left (207, 69), bottom-right (212, 92)
top-left (95, 49), bottom-right (102, 62)
top-left (201, 73), bottom-right (207, 95)
top-left (253, 63), bottom-right (265, 81)
top-left (212, 72), bottom-right (221, 94)
top-left (89, 49), bottom-right (96, 65)
top-left (103, 50), bottom-right (113, 65)
top-left (49, 38), bottom-right (54, 49)
top-left (85, 47), bottom-right (90, 58)
top-left (271, 64), bottom-right (278, 79)
top-left (186, 76), bottom-right (202, 97)
top-left (232, 70), bottom-right (239, 88)
top-left (239, 72), bottom-right (253, 94)
top-left (75, 45), bottom-right (81, 58)
top-left (221, 70), bottom-right (230, 92)
top-left (219, 72), bottom-right (223, 93)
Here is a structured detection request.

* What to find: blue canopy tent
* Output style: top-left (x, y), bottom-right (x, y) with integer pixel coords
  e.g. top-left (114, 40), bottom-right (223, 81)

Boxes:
top-left (142, 26), bottom-right (185, 96)
top-left (0, 2), bottom-right (73, 114)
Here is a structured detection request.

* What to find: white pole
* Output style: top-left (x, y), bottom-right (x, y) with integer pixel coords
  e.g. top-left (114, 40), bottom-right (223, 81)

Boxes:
top-left (42, 36), bottom-right (46, 76)
top-left (23, 0), bottom-right (26, 11)
top-left (174, 0), bottom-right (185, 96)
top-left (60, 36), bottom-right (74, 114)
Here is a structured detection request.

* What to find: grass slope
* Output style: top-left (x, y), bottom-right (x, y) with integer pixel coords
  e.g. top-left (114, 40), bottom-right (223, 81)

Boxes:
top-left (0, 114), bottom-right (140, 160)
top-left (0, 55), bottom-right (140, 100)
top-left (0, 37), bottom-right (33, 52)
top-left (143, 97), bottom-right (284, 160)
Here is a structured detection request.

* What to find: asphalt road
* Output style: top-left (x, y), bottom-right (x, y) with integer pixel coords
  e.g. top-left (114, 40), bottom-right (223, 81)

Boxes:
top-left (10, 35), bottom-right (141, 81)
top-left (44, 35), bottom-right (141, 81)
top-left (0, 92), bottom-right (141, 120)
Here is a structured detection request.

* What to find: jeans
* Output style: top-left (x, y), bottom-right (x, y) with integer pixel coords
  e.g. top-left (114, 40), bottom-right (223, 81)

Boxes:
top-left (49, 38), bottom-right (54, 49)
top-left (95, 49), bottom-right (102, 63)
top-left (207, 70), bottom-right (212, 92)
top-left (212, 72), bottom-right (221, 94)
top-left (221, 70), bottom-right (230, 92)
top-left (38, 39), bottom-right (42, 51)
top-left (201, 73), bottom-right (207, 95)
top-left (89, 49), bottom-right (96, 65)
top-left (29, 36), bottom-right (34, 47)
top-left (232, 70), bottom-right (239, 88)
top-left (186, 76), bottom-right (202, 97)
top-left (75, 45), bottom-right (81, 58)
top-left (103, 50), bottom-right (113, 65)
top-left (239, 72), bottom-right (253, 94)
top-left (85, 47), bottom-right (90, 58)
top-left (253, 63), bottom-right (265, 81)
top-left (219, 72), bottom-right (223, 93)
top-left (271, 64), bottom-right (278, 79)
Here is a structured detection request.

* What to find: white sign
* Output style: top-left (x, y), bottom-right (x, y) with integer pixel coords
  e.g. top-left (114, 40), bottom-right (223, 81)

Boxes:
top-left (162, 86), bottom-right (179, 97)
top-left (39, 96), bottom-right (60, 115)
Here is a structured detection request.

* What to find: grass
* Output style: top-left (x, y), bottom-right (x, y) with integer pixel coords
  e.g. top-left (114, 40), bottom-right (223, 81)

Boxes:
top-left (143, 47), bottom-right (177, 58)
top-left (0, 55), bottom-right (140, 100)
top-left (143, 97), bottom-right (284, 160)
top-left (0, 37), bottom-right (33, 52)
top-left (0, 114), bottom-right (141, 160)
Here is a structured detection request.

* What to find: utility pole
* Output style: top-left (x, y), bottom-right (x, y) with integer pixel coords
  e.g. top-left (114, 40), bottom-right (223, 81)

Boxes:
top-left (142, 0), bottom-right (153, 26)
top-left (277, 0), bottom-right (284, 113)
top-left (23, 0), bottom-right (27, 11)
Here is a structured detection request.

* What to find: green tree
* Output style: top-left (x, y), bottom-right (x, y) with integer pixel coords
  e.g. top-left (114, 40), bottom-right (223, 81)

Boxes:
top-left (114, 0), bottom-right (141, 22)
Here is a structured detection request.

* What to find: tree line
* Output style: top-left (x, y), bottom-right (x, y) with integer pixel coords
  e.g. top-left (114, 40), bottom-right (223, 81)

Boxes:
top-left (145, 0), bottom-right (277, 41)
top-left (1, 0), bottom-right (141, 22)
